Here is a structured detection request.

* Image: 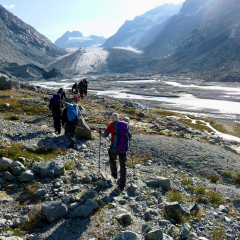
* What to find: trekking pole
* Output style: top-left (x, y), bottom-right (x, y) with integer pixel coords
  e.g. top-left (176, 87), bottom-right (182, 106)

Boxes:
top-left (99, 128), bottom-right (101, 173)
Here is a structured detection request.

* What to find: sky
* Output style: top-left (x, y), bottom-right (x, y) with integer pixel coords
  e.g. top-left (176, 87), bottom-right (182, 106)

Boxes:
top-left (1, 0), bottom-right (184, 43)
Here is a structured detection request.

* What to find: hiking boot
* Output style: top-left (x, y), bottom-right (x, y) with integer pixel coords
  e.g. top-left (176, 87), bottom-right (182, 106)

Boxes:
top-left (69, 140), bottom-right (75, 149)
top-left (119, 184), bottom-right (125, 191)
top-left (111, 174), bottom-right (117, 179)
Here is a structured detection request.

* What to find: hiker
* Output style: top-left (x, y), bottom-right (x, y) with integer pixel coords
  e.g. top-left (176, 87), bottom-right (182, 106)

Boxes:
top-left (98, 113), bottom-right (132, 190)
top-left (78, 79), bottom-right (85, 99)
top-left (82, 78), bottom-right (89, 96)
top-left (49, 94), bottom-right (63, 134)
top-left (62, 102), bottom-right (80, 148)
top-left (72, 82), bottom-right (79, 103)
top-left (57, 87), bottom-right (67, 100)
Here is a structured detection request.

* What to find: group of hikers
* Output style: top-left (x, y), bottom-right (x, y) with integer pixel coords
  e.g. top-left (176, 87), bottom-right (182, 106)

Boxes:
top-left (72, 78), bottom-right (89, 103)
top-left (48, 78), bottom-right (131, 190)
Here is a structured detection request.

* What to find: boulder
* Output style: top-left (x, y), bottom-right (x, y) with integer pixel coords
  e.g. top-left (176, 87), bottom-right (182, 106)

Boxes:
top-left (85, 199), bottom-right (99, 210)
top-left (0, 74), bottom-right (11, 90)
top-left (4, 171), bottom-right (16, 181)
top-left (0, 157), bottom-right (13, 170)
top-left (75, 115), bottom-right (91, 140)
top-left (145, 229), bottom-right (163, 240)
top-left (19, 170), bottom-right (36, 182)
top-left (145, 177), bottom-right (171, 191)
top-left (112, 231), bottom-right (141, 240)
top-left (115, 213), bottom-right (132, 226)
top-left (72, 205), bottom-right (93, 218)
top-left (12, 216), bottom-right (29, 227)
top-left (42, 201), bottom-right (68, 223)
top-left (10, 161), bottom-right (26, 176)
top-left (33, 160), bottom-right (65, 178)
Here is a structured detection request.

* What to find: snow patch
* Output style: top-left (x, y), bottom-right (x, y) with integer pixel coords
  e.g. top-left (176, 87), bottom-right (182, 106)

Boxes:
top-left (113, 46), bottom-right (142, 54)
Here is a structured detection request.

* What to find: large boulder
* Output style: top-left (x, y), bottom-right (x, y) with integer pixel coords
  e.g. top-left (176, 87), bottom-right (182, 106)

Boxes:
top-left (42, 201), bottom-right (68, 223)
top-left (75, 115), bottom-right (91, 140)
top-left (32, 160), bottom-right (65, 178)
top-left (0, 157), bottom-right (13, 171)
top-left (0, 74), bottom-right (11, 90)
top-left (112, 231), bottom-right (141, 240)
top-left (10, 161), bottom-right (26, 176)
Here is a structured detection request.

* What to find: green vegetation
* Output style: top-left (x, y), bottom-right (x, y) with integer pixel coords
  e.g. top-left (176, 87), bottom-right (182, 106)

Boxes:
top-left (209, 226), bottom-right (227, 240)
top-left (182, 177), bottom-right (193, 185)
top-left (0, 143), bottom-right (66, 162)
top-left (7, 115), bottom-right (20, 120)
top-left (166, 189), bottom-right (184, 203)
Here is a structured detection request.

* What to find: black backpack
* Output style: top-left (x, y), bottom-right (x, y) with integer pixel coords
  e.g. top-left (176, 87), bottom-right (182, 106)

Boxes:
top-left (57, 88), bottom-right (63, 95)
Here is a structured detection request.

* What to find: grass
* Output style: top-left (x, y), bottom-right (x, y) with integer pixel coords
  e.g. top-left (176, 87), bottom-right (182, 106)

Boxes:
top-left (209, 226), bottom-right (227, 240)
top-left (166, 189), bottom-right (184, 203)
top-left (64, 159), bottom-right (79, 170)
top-left (25, 181), bottom-right (41, 197)
top-left (3, 227), bottom-right (25, 238)
top-left (182, 177), bottom-right (193, 185)
top-left (206, 190), bottom-right (225, 206)
top-left (7, 115), bottom-right (20, 120)
top-left (195, 185), bottom-right (206, 196)
top-left (0, 143), bottom-right (66, 162)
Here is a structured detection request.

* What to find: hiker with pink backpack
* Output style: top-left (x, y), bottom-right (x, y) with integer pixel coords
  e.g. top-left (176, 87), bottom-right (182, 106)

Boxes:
top-left (98, 113), bottom-right (132, 190)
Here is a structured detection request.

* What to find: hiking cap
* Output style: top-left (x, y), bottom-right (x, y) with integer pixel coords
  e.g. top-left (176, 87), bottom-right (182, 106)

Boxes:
top-left (111, 113), bottom-right (119, 122)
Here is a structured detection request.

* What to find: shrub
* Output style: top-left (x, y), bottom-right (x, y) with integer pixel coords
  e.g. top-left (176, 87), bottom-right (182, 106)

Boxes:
top-left (182, 177), bottom-right (193, 185)
top-left (207, 174), bottom-right (220, 183)
top-left (8, 115), bottom-right (20, 120)
top-left (235, 171), bottom-right (240, 184)
top-left (207, 190), bottom-right (225, 206)
top-left (195, 185), bottom-right (206, 196)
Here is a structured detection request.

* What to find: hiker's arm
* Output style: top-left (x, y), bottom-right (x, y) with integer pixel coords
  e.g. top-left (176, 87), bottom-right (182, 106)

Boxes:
top-left (62, 109), bottom-right (67, 126)
top-left (98, 130), bottom-right (109, 137)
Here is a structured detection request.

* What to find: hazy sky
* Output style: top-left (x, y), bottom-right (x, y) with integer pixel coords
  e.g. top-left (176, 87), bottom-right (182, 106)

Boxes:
top-left (2, 0), bottom-right (184, 43)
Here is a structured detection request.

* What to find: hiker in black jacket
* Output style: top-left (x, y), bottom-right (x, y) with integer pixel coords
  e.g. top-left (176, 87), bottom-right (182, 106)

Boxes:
top-left (49, 94), bottom-right (63, 134)
top-left (82, 78), bottom-right (89, 96)
top-left (78, 80), bottom-right (85, 99)
top-left (72, 82), bottom-right (79, 103)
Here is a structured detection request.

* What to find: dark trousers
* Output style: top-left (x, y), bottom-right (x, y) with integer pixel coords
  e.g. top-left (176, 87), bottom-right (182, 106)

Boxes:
top-left (53, 115), bottom-right (61, 134)
top-left (108, 146), bottom-right (127, 187)
top-left (64, 124), bottom-right (76, 144)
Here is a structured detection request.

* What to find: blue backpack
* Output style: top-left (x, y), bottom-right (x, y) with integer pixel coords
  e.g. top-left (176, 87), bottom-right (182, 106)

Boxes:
top-left (67, 104), bottom-right (80, 125)
top-left (112, 121), bottom-right (129, 152)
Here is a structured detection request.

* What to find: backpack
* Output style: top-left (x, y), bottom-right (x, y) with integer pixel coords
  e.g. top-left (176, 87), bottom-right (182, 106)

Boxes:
top-left (112, 121), bottom-right (129, 152)
top-left (50, 94), bottom-right (61, 115)
top-left (67, 104), bottom-right (81, 125)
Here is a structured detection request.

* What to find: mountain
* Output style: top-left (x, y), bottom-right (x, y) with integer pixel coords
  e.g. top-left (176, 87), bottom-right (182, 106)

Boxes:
top-left (0, 5), bottom-right (65, 79)
top-left (103, 3), bottom-right (183, 48)
top-left (144, 0), bottom-right (240, 81)
top-left (54, 31), bottom-right (107, 48)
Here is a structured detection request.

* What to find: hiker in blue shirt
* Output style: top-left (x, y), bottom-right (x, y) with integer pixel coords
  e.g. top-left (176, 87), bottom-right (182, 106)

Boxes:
top-left (62, 102), bottom-right (80, 148)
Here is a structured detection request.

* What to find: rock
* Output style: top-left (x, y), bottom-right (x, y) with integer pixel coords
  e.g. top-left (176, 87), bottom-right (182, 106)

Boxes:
top-left (42, 201), bottom-right (68, 223)
top-left (10, 161), bottom-right (26, 176)
top-left (142, 224), bottom-right (152, 234)
top-left (145, 177), bottom-right (171, 191)
top-left (233, 199), bottom-right (240, 207)
top-left (19, 170), bottom-right (36, 182)
top-left (35, 189), bottom-right (46, 198)
top-left (115, 213), bottom-right (132, 226)
top-left (128, 179), bottom-right (147, 192)
top-left (33, 160), bottom-right (65, 178)
top-left (27, 234), bottom-right (42, 240)
top-left (145, 229), bottom-right (163, 240)
top-left (68, 186), bottom-right (81, 193)
top-left (0, 237), bottom-right (24, 240)
top-left (165, 202), bottom-right (188, 220)
top-left (72, 205), bottom-right (93, 218)
top-left (84, 199), bottom-right (99, 210)
top-left (112, 231), bottom-right (141, 240)
top-left (4, 171), bottom-right (16, 181)
top-left (0, 157), bottom-right (13, 170)
top-left (12, 216), bottom-right (29, 227)
top-left (181, 223), bottom-right (191, 239)
top-left (75, 116), bottom-right (91, 140)
top-left (42, 68), bottom-right (59, 78)
top-left (0, 74), bottom-right (11, 90)
top-left (181, 202), bottom-right (198, 215)
top-left (223, 145), bottom-right (237, 154)
top-left (144, 208), bottom-right (159, 220)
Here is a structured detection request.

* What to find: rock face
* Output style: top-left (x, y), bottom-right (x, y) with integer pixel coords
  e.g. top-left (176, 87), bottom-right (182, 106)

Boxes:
top-left (0, 5), bottom-right (65, 78)
top-left (0, 74), bottom-right (11, 90)
top-left (75, 116), bottom-right (91, 140)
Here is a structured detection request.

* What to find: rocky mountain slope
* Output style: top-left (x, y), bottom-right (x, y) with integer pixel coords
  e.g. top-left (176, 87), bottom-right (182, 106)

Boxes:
top-left (0, 5), bottom-right (65, 80)
top-left (103, 3), bottom-right (182, 48)
top-left (54, 31), bottom-right (107, 48)
top-left (1, 82), bottom-right (240, 240)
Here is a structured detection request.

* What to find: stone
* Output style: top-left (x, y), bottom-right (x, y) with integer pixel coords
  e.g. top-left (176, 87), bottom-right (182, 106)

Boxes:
top-left (19, 170), bottom-right (36, 182)
top-left (28, 234), bottom-right (42, 240)
top-left (145, 177), bottom-right (171, 191)
top-left (144, 208), bottom-right (158, 220)
top-left (33, 160), bottom-right (65, 178)
top-left (84, 199), bottom-right (99, 210)
top-left (10, 161), bottom-right (26, 176)
top-left (0, 74), bottom-right (11, 90)
top-left (165, 202), bottom-right (188, 220)
top-left (68, 186), bottom-right (81, 193)
top-left (115, 213), bottom-right (132, 226)
top-left (181, 223), bottom-right (191, 239)
top-left (0, 157), bottom-right (13, 170)
top-left (112, 231), bottom-right (141, 240)
top-left (75, 115), bottom-right (91, 140)
top-left (233, 199), bottom-right (240, 207)
top-left (4, 171), bottom-right (16, 181)
top-left (72, 205), bottom-right (93, 218)
top-left (12, 216), bottom-right (29, 227)
top-left (145, 229), bottom-right (163, 240)
top-left (180, 202), bottom-right (198, 215)
top-left (35, 189), bottom-right (46, 198)
top-left (42, 201), bottom-right (68, 223)
top-left (142, 224), bottom-right (152, 234)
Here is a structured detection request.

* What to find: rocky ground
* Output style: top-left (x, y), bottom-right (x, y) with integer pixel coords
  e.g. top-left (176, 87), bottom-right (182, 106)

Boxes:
top-left (0, 82), bottom-right (240, 240)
